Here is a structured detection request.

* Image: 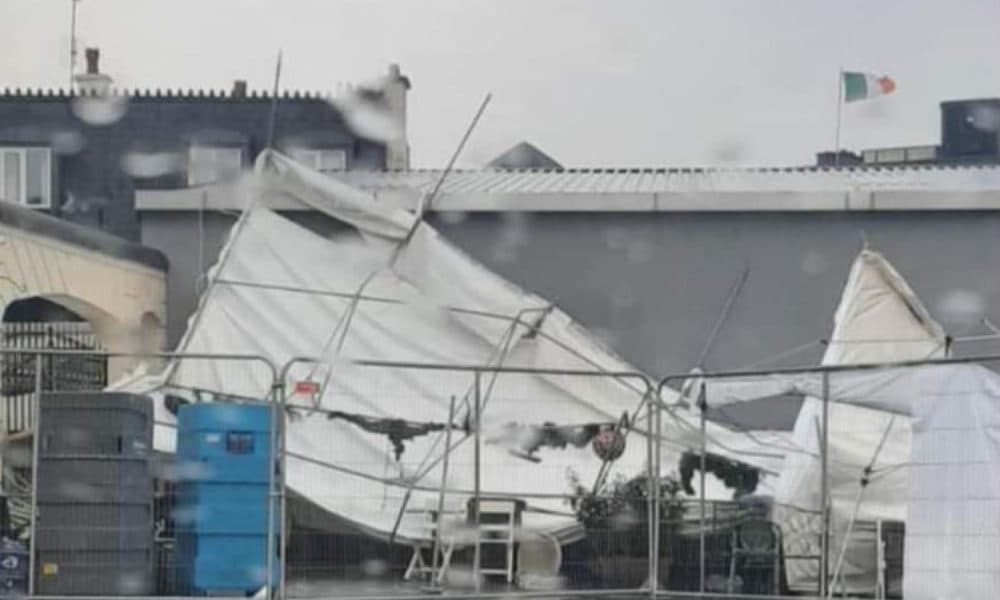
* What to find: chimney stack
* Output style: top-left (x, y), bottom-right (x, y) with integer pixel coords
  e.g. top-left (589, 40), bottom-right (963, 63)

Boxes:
top-left (85, 48), bottom-right (100, 75)
top-left (74, 47), bottom-right (113, 95)
top-left (382, 63), bottom-right (411, 170)
top-left (232, 80), bottom-right (247, 98)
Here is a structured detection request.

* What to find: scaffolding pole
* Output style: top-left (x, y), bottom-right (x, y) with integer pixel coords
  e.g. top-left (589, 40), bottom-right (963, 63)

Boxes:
top-left (820, 371), bottom-right (831, 598)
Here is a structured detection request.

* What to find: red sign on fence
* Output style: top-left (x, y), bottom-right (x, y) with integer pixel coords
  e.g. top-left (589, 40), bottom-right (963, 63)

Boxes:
top-left (294, 380), bottom-right (321, 397)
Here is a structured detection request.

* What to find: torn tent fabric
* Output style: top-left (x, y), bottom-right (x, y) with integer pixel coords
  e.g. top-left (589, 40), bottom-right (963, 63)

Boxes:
top-left (141, 150), bottom-right (784, 543)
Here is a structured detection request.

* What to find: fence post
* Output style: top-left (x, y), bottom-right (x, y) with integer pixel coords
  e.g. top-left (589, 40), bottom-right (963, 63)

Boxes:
top-left (820, 370), bottom-right (831, 598)
top-left (646, 390), bottom-right (656, 599)
top-left (472, 370), bottom-right (482, 592)
top-left (266, 364), bottom-right (279, 600)
top-left (28, 352), bottom-right (42, 597)
top-left (698, 382), bottom-right (707, 594)
top-left (277, 375), bottom-right (288, 600)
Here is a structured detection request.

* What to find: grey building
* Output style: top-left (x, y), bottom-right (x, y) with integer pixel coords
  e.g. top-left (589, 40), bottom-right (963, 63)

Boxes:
top-left (817, 98), bottom-right (1000, 167)
top-left (0, 49), bottom-right (406, 240)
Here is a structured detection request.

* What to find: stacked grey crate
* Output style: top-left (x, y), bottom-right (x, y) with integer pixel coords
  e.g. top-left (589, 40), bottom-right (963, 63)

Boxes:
top-left (35, 392), bottom-right (154, 595)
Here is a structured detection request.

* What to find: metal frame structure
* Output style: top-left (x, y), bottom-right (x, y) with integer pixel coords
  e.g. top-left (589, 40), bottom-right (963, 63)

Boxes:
top-left (277, 356), bottom-right (656, 600)
top-left (5, 349), bottom-right (1000, 599)
top-left (0, 348), bottom-right (280, 599)
top-left (656, 352), bottom-right (1000, 600)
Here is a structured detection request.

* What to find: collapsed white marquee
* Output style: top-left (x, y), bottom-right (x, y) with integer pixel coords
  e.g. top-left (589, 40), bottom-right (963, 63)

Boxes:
top-left (133, 151), bottom-right (780, 542)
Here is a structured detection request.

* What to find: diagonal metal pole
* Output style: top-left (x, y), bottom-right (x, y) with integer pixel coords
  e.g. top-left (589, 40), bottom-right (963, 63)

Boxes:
top-left (431, 395), bottom-right (457, 587)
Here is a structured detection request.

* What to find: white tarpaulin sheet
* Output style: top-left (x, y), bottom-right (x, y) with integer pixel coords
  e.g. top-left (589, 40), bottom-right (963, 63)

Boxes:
top-left (143, 151), bottom-right (781, 542)
top-left (771, 250), bottom-right (945, 592)
top-left (706, 363), bottom-right (1000, 600)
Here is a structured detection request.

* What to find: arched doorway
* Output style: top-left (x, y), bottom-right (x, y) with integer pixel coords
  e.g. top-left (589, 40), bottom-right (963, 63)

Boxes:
top-left (1, 296), bottom-right (109, 435)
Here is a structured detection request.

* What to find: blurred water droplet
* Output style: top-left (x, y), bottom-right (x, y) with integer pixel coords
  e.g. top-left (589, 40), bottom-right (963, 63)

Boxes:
top-left (444, 565), bottom-right (483, 589)
top-left (2, 445), bottom-right (31, 468)
top-left (611, 287), bottom-right (635, 309)
top-left (938, 289), bottom-right (985, 323)
top-left (801, 250), bottom-right (829, 275)
top-left (117, 573), bottom-right (146, 594)
top-left (57, 481), bottom-right (99, 501)
top-left (171, 505), bottom-right (197, 525)
top-left (247, 565), bottom-right (268, 584)
top-left (625, 239), bottom-right (652, 264)
top-left (361, 559), bottom-right (388, 577)
top-left (492, 244), bottom-right (517, 264)
top-left (438, 211), bottom-right (468, 225)
top-left (122, 151), bottom-right (182, 178)
top-left (860, 100), bottom-right (889, 121)
top-left (50, 130), bottom-right (84, 155)
top-left (593, 328), bottom-right (619, 348)
top-left (967, 104), bottom-right (1000, 132)
top-left (331, 89), bottom-right (401, 144)
top-left (72, 95), bottom-right (128, 126)
top-left (712, 140), bottom-right (746, 164)
top-left (172, 460), bottom-right (214, 480)
top-left (605, 227), bottom-right (627, 250)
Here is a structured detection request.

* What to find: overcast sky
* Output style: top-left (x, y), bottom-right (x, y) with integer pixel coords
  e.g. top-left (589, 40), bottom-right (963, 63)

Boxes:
top-left (4, 0), bottom-right (999, 168)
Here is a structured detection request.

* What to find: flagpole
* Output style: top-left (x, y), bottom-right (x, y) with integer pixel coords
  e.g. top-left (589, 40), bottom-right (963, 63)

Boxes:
top-left (834, 68), bottom-right (844, 167)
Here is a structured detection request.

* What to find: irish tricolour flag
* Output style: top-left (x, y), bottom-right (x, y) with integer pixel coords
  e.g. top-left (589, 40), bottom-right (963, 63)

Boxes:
top-left (842, 71), bottom-right (896, 103)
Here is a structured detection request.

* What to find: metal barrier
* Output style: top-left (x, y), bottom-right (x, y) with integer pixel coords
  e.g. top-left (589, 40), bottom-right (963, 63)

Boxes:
top-left (0, 349), bottom-right (280, 600)
top-left (5, 349), bottom-right (1000, 599)
top-left (656, 352), bottom-right (1000, 600)
top-left (277, 357), bottom-right (656, 600)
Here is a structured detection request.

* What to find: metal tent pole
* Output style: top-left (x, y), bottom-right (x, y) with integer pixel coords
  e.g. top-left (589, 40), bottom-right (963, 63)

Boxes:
top-left (819, 371), bottom-right (831, 598)
top-left (431, 396), bottom-right (457, 587)
top-left (472, 372), bottom-right (482, 592)
top-left (699, 383), bottom-right (707, 594)
top-left (652, 388), bottom-right (663, 595)
top-left (646, 394), bottom-right (655, 598)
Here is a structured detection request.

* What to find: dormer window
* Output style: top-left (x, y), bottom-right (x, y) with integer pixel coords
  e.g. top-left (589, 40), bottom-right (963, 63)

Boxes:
top-left (0, 146), bottom-right (51, 208)
top-left (188, 145), bottom-right (243, 186)
top-left (289, 148), bottom-right (347, 172)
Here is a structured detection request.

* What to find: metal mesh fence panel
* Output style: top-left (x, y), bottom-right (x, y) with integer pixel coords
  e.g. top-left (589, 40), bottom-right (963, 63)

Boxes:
top-left (278, 358), bottom-right (654, 599)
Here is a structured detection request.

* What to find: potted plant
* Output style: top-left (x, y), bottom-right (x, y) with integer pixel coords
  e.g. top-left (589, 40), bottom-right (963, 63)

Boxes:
top-left (567, 470), bottom-right (684, 588)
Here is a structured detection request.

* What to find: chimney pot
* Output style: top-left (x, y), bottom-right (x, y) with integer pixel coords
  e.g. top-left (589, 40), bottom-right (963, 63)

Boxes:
top-left (232, 80), bottom-right (247, 98)
top-left (85, 48), bottom-right (100, 75)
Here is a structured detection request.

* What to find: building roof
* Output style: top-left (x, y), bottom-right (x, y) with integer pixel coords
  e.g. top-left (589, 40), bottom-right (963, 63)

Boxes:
top-left (0, 201), bottom-right (167, 271)
top-left (137, 163), bottom-right (1000, 214)
top-left (332, 163), bottom-right (1000, 193)
top-left (0, 88), bottom-right (340, 101)
top-left (487, 142), bottom-right (563, 170)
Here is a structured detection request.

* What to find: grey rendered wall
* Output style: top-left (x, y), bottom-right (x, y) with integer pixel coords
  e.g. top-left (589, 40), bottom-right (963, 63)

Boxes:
top-left (429, 212), bottom-right (1000, 371)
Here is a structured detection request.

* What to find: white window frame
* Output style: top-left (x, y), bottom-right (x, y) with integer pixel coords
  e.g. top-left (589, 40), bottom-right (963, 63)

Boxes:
top-left (187, 145), bottom-right (244, 186)
top-left (289, 148), bottom-right (348, 172)
top-left (0, 146), bottom-right (52, 209)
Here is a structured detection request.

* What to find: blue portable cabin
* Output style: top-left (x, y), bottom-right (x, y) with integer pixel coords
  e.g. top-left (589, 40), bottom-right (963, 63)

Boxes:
top-left (174, 403), bottom-right (280, 596)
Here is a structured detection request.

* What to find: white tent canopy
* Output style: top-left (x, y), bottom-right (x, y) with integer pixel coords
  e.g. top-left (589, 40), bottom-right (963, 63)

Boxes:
top-left (762, 249), bottom-right (947, 593)
top-left (704, 362), bottom-right (1000, 600)
top-left (136, 151), bottom-right (781, 543)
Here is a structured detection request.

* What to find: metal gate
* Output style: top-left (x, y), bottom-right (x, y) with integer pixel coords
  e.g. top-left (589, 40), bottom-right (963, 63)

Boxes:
top-left (1, 322), bottom-right (107, 434)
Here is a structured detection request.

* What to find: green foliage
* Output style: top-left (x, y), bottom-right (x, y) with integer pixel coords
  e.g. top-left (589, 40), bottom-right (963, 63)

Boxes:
top-left (567, 469), bottom-right (685, 558)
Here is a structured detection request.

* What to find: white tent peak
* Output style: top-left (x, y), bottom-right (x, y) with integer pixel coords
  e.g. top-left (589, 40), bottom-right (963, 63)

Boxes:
top-left (824, 249), bottom-right (946, 364)
top-left (776, 248), bottom-right (947, 592)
